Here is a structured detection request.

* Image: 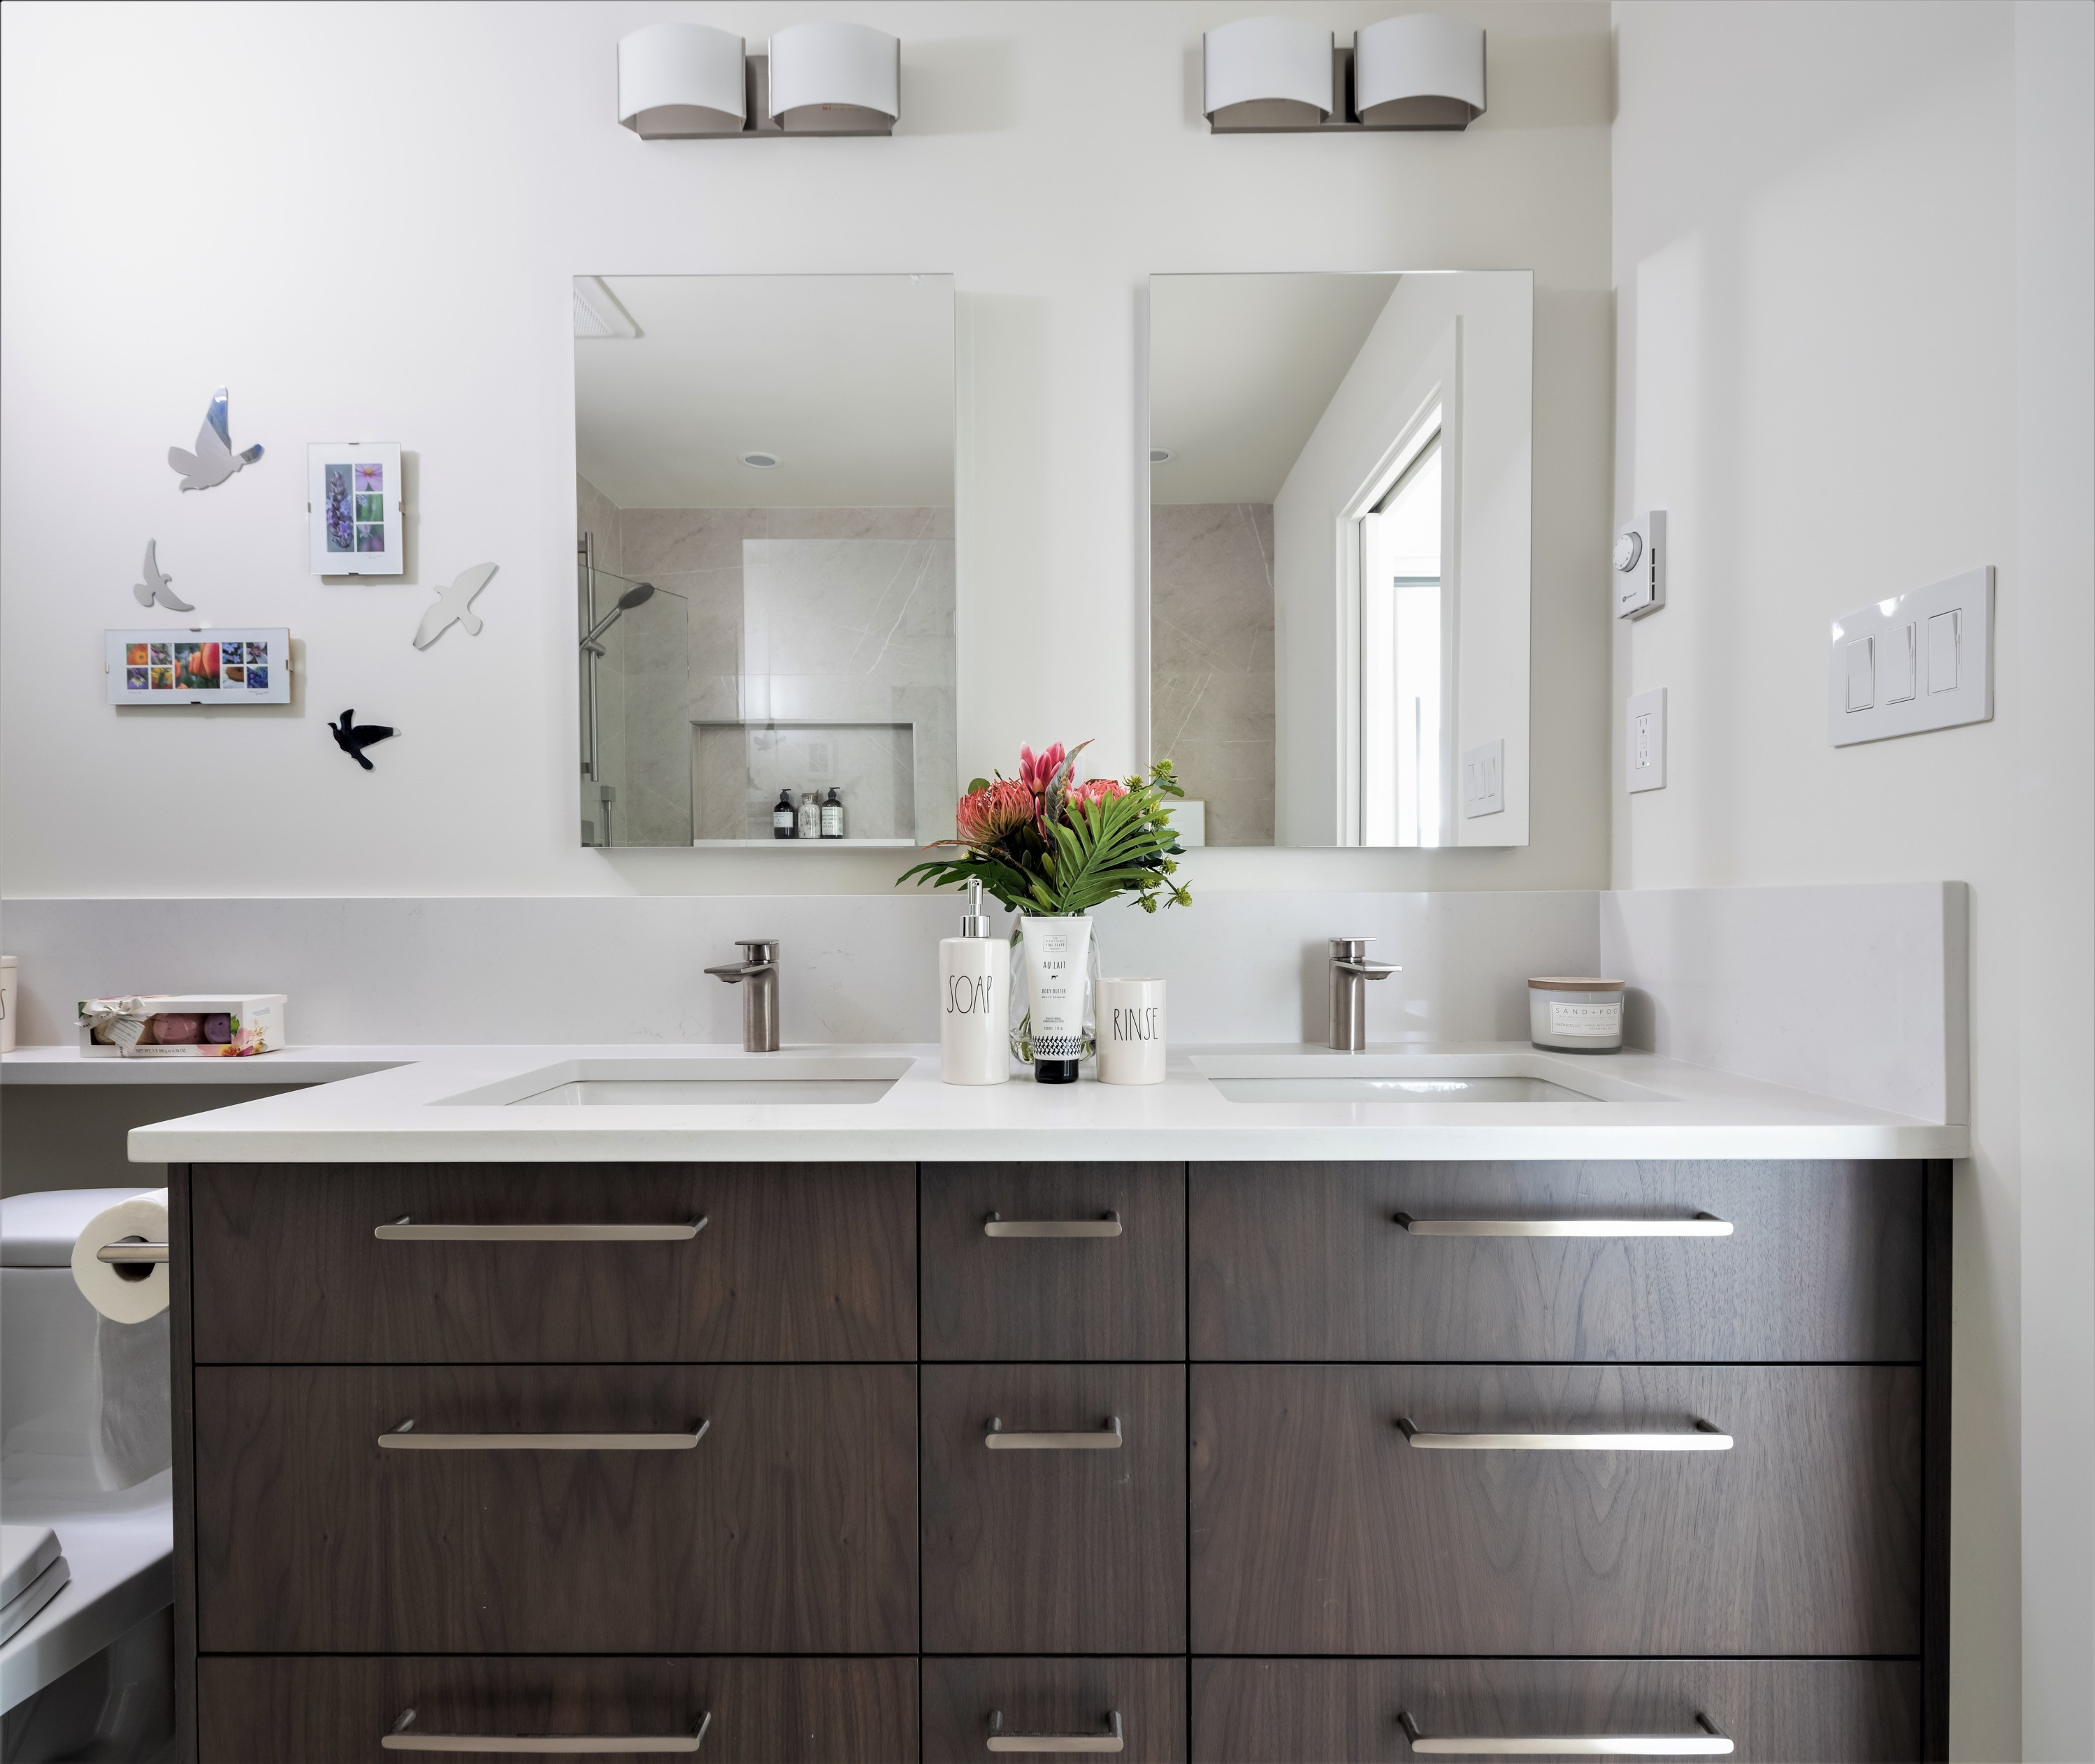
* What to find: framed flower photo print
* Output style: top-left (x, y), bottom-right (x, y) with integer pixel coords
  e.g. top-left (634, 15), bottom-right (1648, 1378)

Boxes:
top-left (308, 442), bottom-right (403, 574)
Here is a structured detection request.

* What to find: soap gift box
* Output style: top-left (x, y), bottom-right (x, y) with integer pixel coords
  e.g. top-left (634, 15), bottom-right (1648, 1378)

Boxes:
top-left (78, 994), bottom-right (287, 1057)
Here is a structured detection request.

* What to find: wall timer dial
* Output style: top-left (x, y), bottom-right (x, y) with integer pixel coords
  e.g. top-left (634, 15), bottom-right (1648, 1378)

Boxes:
top-left (1615, 509), bottom-right (1666, 619)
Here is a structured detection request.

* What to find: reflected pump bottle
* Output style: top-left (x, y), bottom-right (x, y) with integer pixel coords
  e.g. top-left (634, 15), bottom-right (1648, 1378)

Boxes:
top-left (939, 881), bottom-right (1009, 1085)
top-left (772, 790), bottom-right (796, 839)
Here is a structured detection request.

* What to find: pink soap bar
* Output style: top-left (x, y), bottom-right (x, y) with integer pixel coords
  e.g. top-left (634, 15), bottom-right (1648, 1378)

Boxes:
top-left (150, 1013), bottom-right (203, 1043)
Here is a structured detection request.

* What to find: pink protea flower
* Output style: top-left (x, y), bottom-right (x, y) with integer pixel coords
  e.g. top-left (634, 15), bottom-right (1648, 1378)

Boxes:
top-left (1067, 777), bottom-right (1127, 811)
top-left (957, 779), bottom-right (1036, 844)
top-left (1017, 744), bottom-right (1065, 798)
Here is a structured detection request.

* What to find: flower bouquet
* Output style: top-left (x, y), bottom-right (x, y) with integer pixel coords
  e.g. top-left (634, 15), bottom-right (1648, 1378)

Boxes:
top-left (899, 742), bottom-right (1190, 1064)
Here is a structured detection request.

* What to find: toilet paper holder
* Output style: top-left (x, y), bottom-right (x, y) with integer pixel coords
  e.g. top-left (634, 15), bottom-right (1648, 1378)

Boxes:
top-left (94, 1241), bottom-right (168, 1265)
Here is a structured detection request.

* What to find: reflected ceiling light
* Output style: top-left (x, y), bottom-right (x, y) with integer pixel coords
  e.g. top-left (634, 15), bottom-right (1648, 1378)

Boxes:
top-left (767, 21), bottom-right (900, 135)
top-left (1202, 16), bottom-right (1336, 131)
top-left (1202, 13), bottom-right (1485, 135)
top-left (740, 451), bottom-right (782, 469)
top-left (1150, 448), bottom-right (1174, 464)
top-left (617, 22), bottom-right (747, 138)
top-left (1353, 15), bottom-right (1485, 129)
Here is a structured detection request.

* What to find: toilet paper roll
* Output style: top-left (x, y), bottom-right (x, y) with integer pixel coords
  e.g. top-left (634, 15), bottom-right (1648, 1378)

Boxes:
top-left (69, 1190), bottom-right (169, 1324)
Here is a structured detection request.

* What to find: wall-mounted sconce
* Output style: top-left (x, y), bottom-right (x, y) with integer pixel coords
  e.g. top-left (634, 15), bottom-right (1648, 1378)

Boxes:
top-left (1202, 16), bottom-right (1337, 131)
top-left (616, 20), bottom-right (898, 139)
top-left (618, 22), bottom-right (747, 138)
top-left (767, 21), bottom-right (899, 135)
top-left (1354, 15), bottom-right (1485, 129)
top-left (1203, 13), bottom-right (1485, 134)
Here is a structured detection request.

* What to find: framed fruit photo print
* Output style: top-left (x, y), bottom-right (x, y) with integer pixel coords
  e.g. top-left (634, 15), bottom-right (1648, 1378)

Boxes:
top-left (106, 628), bottom-right (291, 704)
top-left (308, 442), bottom-right (403, 574)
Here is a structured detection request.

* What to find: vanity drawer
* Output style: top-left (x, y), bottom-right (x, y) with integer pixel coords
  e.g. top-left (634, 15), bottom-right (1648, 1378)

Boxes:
top-left (1189, 1160), bottom-right (1922, 1362)
top-left (190, 1162), bottom-right (916, 1363)
top-left (199, 1655), bottom-right (919, 1763)
top-left (924, 1658), bottom-right (1187, 1762)
top-left (922, 1364), bottom-right (1186, 1654)
top-left (922, 1162), bottom-right (1185, 1360)
top-left (1188, 1364), bottom-right (1920, 1656)
top-left (1189, 1658), bottom-right (1922, 1763)
top-left (194, 1364), bottom-right (917, 1654)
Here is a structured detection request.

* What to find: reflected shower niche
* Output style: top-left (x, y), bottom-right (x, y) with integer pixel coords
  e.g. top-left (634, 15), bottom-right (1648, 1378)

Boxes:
top-left (574, 274), bottom-right (957, 848)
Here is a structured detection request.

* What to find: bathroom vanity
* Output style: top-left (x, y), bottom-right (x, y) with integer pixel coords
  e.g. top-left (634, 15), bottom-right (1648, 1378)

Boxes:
top-left (129, 1045), bottom-right (1956, 1763)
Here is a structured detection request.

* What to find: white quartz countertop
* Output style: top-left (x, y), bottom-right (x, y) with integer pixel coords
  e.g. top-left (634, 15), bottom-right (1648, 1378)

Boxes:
top-left (0, 1041), bottom-right (1967, 1164)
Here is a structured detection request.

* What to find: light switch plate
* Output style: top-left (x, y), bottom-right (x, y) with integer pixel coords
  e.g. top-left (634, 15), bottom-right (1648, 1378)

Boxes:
top-left (1460, 738), bottom-right (1505, 818)
top-left (1626, 688), bottom-right (1666, 792)
top-left (1615, 509), bottom-right (1666, 619)
top-left (1828, 566), bottom-right (1993, 746)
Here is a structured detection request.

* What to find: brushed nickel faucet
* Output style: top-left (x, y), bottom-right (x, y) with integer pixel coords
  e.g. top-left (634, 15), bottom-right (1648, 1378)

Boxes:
top-left (1327, 937), bottom-right (1399, 1050)
top-left (705, 939), bottom-right (780, 1051)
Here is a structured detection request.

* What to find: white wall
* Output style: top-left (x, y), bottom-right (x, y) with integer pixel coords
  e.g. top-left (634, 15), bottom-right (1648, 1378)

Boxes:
top-left (1272, 270), bottom-right (1531, 846)
top-left (0, 0), bottom-right (1613, 901)
top-left (1611, 3), bottom-right (2094, 1754)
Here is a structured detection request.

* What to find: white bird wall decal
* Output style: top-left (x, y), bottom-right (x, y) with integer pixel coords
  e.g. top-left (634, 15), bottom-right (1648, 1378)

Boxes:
top-left (132, 539), bottom-right (194, 612)
top-left (413, 562), bottom-right (498, 650)
top-left (168, 389), bottom-right (264, 491)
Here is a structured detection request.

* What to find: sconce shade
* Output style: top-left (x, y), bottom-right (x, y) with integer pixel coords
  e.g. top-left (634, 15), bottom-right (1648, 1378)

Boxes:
top-left (618, 22), bottom-right (746, 138)
top-left (768, 21), bottom-right (900, 133)
top-left (1354, 14), bottom-right (1486, 129)
top-left (1204, 16), bottom-right (1336, 129)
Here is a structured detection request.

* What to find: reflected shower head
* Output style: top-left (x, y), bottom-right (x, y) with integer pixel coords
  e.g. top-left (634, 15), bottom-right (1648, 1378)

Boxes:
top-left (581, 581), bottom-right (656, 646)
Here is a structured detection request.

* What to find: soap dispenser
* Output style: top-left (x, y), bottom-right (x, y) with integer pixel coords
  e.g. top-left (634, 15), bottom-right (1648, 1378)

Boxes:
top-left (939, 879), bottom-right (1009, 1085)
top-left (772, 789), bottom-right (797, 839)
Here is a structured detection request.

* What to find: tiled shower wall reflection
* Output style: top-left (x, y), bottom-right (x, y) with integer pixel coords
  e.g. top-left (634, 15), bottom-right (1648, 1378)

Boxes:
top-left (1151, 503), bottom-right (1276, 846)
top-left (576, 483), bottom-right (956, 846)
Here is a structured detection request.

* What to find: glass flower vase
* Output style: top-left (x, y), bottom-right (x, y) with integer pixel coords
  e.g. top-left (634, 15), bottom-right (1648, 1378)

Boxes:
top-left (1007, 917), bottom-right (1099, 1066)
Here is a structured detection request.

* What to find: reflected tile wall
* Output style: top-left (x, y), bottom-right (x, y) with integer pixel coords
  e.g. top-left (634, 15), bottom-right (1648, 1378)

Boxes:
top-left (576, 504), bottom-right (956, 846)
top-left (1151, 503), bottom-right (1276, 846)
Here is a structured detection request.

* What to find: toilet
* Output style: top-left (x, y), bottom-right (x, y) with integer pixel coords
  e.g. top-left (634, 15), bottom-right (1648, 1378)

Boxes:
top-left (1, 1190), bottom-right (175, 1763)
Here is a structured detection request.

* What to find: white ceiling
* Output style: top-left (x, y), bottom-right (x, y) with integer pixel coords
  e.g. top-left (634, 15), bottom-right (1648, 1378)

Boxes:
top-left (1150, 274), bottom-right (1399, 505)
top-left (575, 275), bottom-right (955, 509)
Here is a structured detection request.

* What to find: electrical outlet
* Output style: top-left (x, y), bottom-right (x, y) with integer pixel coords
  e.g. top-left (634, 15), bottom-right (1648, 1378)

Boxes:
top-left (1626, 688), bottom-right (1666, 793)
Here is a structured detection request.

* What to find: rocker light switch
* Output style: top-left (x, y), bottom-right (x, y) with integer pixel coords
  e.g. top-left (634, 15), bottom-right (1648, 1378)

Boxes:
top-left (1927, 609), bottom-right (1960, 693)
top-left (1829, 567), bottom-right (1992, 746)
top-left (1845, 637), bottom-right (1874, 712)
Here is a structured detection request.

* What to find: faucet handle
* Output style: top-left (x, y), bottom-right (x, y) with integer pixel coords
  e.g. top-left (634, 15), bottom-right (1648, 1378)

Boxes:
top-left (735, 939), bottom-right (779, 962)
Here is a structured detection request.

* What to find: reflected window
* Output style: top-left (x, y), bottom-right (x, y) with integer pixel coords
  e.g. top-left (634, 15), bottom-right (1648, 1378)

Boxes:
top-left (1360, 420), bottom-right (1443, 846)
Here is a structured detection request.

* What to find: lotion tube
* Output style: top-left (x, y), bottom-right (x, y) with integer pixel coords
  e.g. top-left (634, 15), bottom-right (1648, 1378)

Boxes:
top-left (939, 881), bottom-right (1009, 1085)
top-left (1019, 914), bottom-right (1093, 1085)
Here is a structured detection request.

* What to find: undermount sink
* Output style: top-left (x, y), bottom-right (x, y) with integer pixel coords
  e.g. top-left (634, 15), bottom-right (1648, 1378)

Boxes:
top-left (437, 1056), bottom-right (910, 1108)
top-left (1191, 1050), bottom-right (1673, 1105)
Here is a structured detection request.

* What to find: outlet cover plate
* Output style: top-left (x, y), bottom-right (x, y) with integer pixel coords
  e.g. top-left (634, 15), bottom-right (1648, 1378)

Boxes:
top-left (1626, 688), bottom-right (1666, 792)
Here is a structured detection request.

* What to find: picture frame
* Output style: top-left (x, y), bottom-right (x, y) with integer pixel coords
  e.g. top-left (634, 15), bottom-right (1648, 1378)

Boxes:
top-left (106, 627), bottom-right (291, 705)
top-left (308, 442), bottom-right (403, 574)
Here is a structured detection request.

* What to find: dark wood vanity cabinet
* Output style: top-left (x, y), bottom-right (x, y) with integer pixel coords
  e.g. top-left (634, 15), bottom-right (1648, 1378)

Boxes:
top-left (170, 1158), bottom-right (1949, 1762)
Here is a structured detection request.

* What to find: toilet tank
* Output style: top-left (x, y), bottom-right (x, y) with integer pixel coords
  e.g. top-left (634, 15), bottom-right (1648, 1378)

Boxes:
top-left (1, 1191), bottom-right (141, 1494)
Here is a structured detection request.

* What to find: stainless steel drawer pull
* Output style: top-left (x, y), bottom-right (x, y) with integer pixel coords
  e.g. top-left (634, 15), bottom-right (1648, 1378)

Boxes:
top-left (94, 1241), bottom-right (170, 1264)
top-left (1398, 1417), bottom-right (1732, 1452)
top-left (985, 1415), bottom-right (1123, 1450)
top-left (375, 1215), bottom-right (707, 1242)
top-left (383, 1707), bottom-right (711, 1753)
top-left (379, 1418), bottom-right (710, 1452)
top-left (987, 1710), bottom-right (1124, 1754)
top-left (984, 1211), bottom-right (1122, 1238)
top-left (1395, 1212), bottom-right (1732, 1237)
top-left (1399, 1709), bottom-right (1732, 1756)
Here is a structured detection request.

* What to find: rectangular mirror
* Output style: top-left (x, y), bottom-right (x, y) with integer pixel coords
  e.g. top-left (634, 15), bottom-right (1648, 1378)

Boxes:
top-left (1148, 271), bottom-right (1531, 848)
top-left (575, 273), bottom-right (956, 848)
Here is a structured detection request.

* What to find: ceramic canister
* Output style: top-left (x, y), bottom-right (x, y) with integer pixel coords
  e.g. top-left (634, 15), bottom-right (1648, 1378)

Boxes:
top-left (1097, 977), bottom-right (1167, 1085)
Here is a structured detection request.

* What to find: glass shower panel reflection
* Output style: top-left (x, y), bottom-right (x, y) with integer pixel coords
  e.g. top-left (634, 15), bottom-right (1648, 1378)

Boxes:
top-left (1360, 434), bottom-right (1446, 847)
top-left (579, 563), bottom-right (691, 848)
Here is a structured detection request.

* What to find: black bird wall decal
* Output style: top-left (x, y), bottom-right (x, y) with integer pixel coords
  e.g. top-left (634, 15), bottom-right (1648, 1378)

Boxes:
top-left (330, 709), bottom-right (396, 771)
